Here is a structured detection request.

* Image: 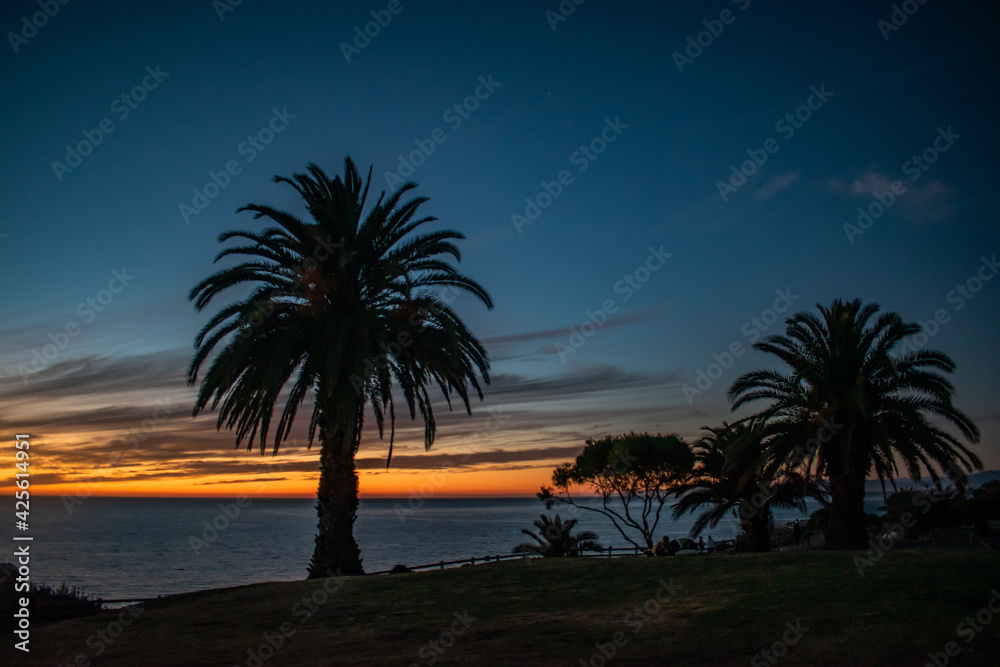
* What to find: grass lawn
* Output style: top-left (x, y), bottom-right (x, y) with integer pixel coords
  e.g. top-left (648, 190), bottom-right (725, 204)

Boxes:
top-left (18, 550), bottom-right (1000, 666)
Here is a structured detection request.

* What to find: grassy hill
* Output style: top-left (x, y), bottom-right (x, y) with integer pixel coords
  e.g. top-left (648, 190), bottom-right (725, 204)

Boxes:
top-left (15, 550), bottom-right (1000, 666)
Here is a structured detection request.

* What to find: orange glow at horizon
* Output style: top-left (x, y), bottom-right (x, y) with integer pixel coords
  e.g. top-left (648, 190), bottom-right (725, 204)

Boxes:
top-left (358, 466), bottom-right (553, 497)
top-left (4, 466), bottom-right (556, 499)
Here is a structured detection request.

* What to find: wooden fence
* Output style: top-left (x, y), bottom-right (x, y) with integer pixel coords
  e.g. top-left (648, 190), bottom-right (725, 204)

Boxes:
top-left (367, 542), bottom-right (734, 575)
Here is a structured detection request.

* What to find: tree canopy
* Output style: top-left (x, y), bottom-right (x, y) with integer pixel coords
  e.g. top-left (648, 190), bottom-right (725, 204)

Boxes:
top-left (539, 432), bottom-right (694, 549)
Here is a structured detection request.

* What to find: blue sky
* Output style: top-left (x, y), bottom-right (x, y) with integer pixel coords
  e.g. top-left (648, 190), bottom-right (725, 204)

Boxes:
top-left (1, 0), bottom-right (997, 494)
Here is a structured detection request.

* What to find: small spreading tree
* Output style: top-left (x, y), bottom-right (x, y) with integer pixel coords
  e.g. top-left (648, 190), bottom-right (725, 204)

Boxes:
top-left (538, 432), bottom-right (694, 550)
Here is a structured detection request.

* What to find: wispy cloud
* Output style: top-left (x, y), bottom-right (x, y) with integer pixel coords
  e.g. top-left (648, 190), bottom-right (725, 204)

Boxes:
top-left (482, 307), bottom-right (665, 347)
top-left (756, 170), bottom-right (800, 200)
top-left (829, 169), bottom-right (955, 224)
top-left (0, 348), bottom-right (700, 488)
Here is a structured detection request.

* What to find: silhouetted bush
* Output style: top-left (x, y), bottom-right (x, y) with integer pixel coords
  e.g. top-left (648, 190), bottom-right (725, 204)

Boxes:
top-left (1, 564), bottom-right (103, 628)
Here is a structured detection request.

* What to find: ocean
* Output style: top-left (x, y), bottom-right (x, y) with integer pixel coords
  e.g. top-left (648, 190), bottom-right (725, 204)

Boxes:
top-left (9, 494), bottom-right (888, 601)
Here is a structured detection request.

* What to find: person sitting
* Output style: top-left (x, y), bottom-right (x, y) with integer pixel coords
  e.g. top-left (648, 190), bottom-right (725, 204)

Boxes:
top-left (652, 535), bottom-right (670, 556)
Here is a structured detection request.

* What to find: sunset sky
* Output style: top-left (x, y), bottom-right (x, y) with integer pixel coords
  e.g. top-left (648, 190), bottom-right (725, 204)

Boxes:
top-left (1, 0), bottom-right (997, 500)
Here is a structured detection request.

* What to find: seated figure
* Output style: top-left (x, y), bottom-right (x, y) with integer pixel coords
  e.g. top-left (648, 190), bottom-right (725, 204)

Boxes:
top-left (652, 535), bottom-right (670, 556)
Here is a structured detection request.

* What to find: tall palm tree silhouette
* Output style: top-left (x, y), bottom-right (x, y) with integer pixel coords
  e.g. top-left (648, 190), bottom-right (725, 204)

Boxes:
top-left (188, 159), bottom-right (493, 575)
top-left (729, 299), bottom-right (980, 549)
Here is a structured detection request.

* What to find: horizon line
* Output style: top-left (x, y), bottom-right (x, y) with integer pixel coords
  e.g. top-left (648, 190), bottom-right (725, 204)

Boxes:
top-left (26, 493), bottom-right (545, 500)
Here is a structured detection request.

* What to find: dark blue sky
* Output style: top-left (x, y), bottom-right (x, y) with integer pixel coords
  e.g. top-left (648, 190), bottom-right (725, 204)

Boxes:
top-left (1, 0), bottom-right (998, 493)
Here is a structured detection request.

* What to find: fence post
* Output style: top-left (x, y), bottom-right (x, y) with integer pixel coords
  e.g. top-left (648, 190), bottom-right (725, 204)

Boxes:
top-left (439, 561), bottom-right (444, 570)
top-left (608, 546), bottom-right (612, 558)
top-left (471, 557), bottom-right (475, 566)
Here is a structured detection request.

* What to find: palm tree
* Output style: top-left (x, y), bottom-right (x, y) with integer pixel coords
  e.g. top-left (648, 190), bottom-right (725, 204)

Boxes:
top-left (513, 514), bottom-right (601, 557)
top-left (728, 298), bottom-right (980, 549)
top-left (188, 159), bottom-right (493, 576)
top-left (671, 419), bottom-right (825, 552)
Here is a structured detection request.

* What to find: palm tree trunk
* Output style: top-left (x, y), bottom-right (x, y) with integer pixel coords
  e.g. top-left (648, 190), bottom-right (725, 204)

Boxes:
top-left (308, 397), bottom-right (364, 577)
top-left (740, 505), bottom-right (772, 552)
top-left (825, 469), bottom-right (868, 549)
top-left (308, 443), bottom-right (364, 576)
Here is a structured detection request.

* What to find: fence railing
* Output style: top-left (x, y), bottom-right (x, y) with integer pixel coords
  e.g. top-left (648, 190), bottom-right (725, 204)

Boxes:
top-left (367, 541), bottom-right (735, 575)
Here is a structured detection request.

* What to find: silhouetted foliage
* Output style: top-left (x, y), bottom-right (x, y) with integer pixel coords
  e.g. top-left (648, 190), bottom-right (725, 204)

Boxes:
top-left (1, 567), bottom-right (104, 629)
top-left (670, 419), bottom-right (827, 552)
top-left (188, 159), bottom-right (493, 576)
top-left (963, 480), bottom-right (1000, 534)
top-left (808, 507), bottom-right (830, 532)
top-left (878, 487), bottom-right (964, 548)
top-left (538, 432), bottom-right (694, 549)
top-left (513, 514), bottom-right (601, 557)
top-left (729, 299), bottom-right (981, 549)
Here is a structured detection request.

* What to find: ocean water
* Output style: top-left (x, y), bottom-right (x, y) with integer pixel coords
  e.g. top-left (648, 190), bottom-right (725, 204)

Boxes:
top-left (8, 494), bottom-right (886, 601)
